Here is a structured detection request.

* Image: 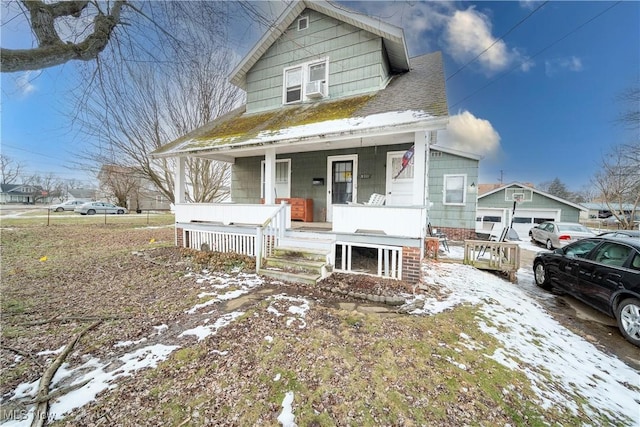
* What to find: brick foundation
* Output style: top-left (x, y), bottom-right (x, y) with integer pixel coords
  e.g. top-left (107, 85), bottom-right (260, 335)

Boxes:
top-left (432, 226), bottom-right (477, 242)
top-left (402, 246), bottom-right (422, 283)
top-left (176, 227), bottom-right (186, 248)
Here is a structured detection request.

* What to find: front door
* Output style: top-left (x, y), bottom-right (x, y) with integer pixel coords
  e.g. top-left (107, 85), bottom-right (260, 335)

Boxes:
top-left (385, 151), bottom-right (414, 206)
top-left (326, 155), bottom-right (358, 221)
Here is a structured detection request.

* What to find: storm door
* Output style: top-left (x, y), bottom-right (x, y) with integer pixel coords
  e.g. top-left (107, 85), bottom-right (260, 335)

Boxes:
top-left (326, 154), bottom-right (358, 222)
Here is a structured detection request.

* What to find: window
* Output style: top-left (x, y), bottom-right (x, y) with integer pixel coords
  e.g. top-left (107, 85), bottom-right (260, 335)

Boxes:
top-left (261, 159), bottom-right (291, 199)
top-left (443, 174), bottom-right (466, 205)
top-left (309, 63), bottom-right (325, 83)
top-left (297, 16), bottom-right (308, 31)
top-left (283, 58), bottom-right (328, 104)
top-left (593, 242), bottom-right (631, 267)
top-left (285, 68), bottom-right (302, 103)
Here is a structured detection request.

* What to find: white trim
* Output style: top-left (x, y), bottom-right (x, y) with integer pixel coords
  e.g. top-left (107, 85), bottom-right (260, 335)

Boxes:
top-left (443, 174), bottom-right (467, 206)
top-left (297, 15), bottom-right (309, 31)
top-left (261, 159), bottom-right (291, 199)
top-left (282, 58), bottom-right (329, 105)
top-left (327, 154), bottom-right (358, 221)
top-left (229, 0), bottom-right (409, 90)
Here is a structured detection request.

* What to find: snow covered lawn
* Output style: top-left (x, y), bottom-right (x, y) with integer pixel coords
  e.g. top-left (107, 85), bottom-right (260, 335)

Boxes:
top-left (1, 225), bottom-right (638, 426)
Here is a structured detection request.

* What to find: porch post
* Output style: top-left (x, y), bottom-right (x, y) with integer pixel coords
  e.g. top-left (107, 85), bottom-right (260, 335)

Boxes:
top-left (412, 131), bottom-right (428, 206)
top-left (175, 157), bottom-right (186, 203)
top-left (264, 148), bottom-right (276, 204)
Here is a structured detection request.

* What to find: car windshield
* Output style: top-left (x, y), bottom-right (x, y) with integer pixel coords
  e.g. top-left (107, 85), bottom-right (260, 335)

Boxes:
top-left (557, 224), bottom-right (590, 233)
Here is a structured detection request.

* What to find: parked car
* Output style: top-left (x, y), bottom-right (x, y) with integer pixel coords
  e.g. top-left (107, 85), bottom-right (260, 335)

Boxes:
top-left (529, 221), bottom-right (595, 250)
top-left (74, 201), bottom-right (128, 215)
top-left (533, 236), bottom-right (640, 347)
top-left (49, 200), bottom-right (88, 212)
top-left (597, 230), bottom-right (640, 239)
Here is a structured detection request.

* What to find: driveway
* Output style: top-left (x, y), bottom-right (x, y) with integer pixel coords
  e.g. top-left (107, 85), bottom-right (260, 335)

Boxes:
top-left (517, 243), bottom-right (640, 370)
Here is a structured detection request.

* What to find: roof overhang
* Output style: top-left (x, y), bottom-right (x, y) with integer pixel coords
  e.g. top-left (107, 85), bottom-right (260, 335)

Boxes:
top-left (229, 0), bottom-right (410, 90)
top-left (152, 113), bottom-right (448, 161)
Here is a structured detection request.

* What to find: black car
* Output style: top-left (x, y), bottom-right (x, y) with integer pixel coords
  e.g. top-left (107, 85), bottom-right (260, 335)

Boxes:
top-left (533, 236), bottom-right (640, 347)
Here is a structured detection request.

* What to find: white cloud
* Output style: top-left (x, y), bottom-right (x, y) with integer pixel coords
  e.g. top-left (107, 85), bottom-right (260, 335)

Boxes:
top-left (443, 7), bottom-right (532, 75)
top-left (545, 56), bottom-right (584, 77)
top-left (437, 111), bottom-right (501, 156)
top-left (16, 71), bottom-right (39, 97)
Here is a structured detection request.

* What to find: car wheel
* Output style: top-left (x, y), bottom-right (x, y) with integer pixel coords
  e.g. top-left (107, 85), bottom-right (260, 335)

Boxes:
top-left (533, 261), bottom-right (552, 290)
top-left (55, 207), bottom-right (63, 212)
top-left (117, 209), bottom-right (124, 214)
top-left (616, 298), bottom-right (640, 347)
top-left (545, 239), bottom-right (553, 250)
top-left (87, 209), bottom-right (96, 215)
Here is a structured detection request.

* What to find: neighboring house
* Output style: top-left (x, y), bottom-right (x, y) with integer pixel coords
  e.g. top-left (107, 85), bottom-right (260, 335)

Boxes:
top-left (580, 202), bottom-right (639, 221)
top-left (151, 0), bottom-right (481, 282)
top-left (98, 165), bottom-right (171, 211)
top-left (68, 188), bottom-right (98, 201)
top-left (476, 182), bottom-right (587, 239)
top-left (0, 183), bottom-right (50, 204)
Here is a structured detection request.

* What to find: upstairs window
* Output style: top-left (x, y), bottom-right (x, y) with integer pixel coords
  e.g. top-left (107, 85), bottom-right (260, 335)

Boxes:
top-left (283, 58), bottom-right (328, 104)
top-left (297, 16), bottom-right (308, 31)
top-left (285, 67), bottom-right (302, 103)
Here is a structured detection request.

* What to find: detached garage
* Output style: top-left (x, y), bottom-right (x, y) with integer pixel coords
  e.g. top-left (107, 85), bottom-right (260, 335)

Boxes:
top-left (476, 183), bottom-right (587, 239)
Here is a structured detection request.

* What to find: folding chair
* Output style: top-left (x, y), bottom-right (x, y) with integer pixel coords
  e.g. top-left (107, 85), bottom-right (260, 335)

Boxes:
top-left (428, 223), bottom-right (449, 252)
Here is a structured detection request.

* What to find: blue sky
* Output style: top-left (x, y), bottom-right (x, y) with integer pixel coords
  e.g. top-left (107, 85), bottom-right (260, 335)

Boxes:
top-left (1, 1), bottom-right (638, 191)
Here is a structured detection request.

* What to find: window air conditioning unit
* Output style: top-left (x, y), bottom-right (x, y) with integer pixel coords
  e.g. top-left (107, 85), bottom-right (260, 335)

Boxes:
top-left (305, 80), bottom-right (326, 99)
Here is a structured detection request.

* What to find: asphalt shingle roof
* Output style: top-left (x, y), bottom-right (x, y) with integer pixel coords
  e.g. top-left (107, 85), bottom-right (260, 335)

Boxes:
top-left (152, 51), bottom-right (448, 158)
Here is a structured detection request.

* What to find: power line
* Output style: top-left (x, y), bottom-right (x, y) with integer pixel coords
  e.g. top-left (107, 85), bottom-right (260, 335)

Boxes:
top-left (450, 1), bottom-right (622, 110)
top-left (447, 1), bottom-right (549, 81)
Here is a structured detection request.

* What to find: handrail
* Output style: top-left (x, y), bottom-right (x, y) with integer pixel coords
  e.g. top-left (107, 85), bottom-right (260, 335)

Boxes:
top-left (255, 201), bottom-right (288, 272)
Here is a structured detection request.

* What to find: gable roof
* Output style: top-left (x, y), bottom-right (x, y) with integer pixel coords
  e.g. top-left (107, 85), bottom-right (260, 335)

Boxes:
top-left (229, 0), bottom-right (410, 90)
top-left (0, 183), bottom-right (42, 194)
top-left (478, 182), bottom-right (588, 211)
top-left (152, 52), bottom-right (448, 160)
top-left (430, 144), bottom-right (483, 161)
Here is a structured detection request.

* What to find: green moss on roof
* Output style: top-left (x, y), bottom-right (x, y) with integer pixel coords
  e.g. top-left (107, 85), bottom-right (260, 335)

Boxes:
top-left (188, 94), bottom-right (375, 147)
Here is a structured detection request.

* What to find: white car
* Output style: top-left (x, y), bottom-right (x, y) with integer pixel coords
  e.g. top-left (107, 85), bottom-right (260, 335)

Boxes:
top-left (49, 200), bottom-right (88, 212)
top-left (74, 201), bottom-right (128, 215)
top-left (529, 221), bottom-right (595, 250)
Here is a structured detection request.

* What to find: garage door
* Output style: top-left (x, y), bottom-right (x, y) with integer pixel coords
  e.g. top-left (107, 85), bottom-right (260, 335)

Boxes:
top-left (511, 209), bottom-right (559, 239)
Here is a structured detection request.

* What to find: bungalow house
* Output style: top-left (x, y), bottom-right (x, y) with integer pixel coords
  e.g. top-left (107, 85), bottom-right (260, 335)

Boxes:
top-left (0, 183), bottom-right (49, 204)
top-left (476, 182), bottom-right (588, 239)
top-left (151, 0), bottom-right (481, 283)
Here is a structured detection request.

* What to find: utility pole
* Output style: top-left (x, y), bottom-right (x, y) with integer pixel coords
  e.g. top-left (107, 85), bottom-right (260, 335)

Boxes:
top-left (498, 170), bottom-right (504, 185)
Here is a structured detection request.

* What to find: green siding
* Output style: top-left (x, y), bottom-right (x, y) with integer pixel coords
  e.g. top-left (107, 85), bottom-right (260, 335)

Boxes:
top-left (231, 144), bottom-right (411, 222)
top-left (245, 9), bottom-right (389, 113)
top-left (478, 186), bottom-right (581, 222)
top-left (231, 145), bottom-right (480, 229)
top-left (427, 150), bottom-right (479, 230)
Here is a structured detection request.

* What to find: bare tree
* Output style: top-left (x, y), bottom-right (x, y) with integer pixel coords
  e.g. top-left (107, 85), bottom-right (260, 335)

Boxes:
top-left (0, 155), bottom-right (24, 183)
top-left (617, 86), bottom-right (640, 131)
top-left (593, 143), bottom-right (640, 229)
top-left (73, 2), bottom-right (243, 204)
top-left (25, 172), bottom-right (64, 203)
top-left (1, 0), bottom-right (125, 72)
top-left (98, 165), bottom-right (140, 208)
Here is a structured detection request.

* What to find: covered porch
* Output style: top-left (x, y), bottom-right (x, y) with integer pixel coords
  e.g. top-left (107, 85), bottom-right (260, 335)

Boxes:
top-left (174, 201), bottom-right (427, 282)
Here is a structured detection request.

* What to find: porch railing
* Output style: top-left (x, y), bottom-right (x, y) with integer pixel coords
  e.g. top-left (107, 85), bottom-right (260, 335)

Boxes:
top-left (255, 202), bottom-right (288, 271)
top-left (184, 227), bottom-right (257, 256)
top-left (463, 240), bottom-right (520, 283)
top-left (332, 205), bottom-right (428, 239)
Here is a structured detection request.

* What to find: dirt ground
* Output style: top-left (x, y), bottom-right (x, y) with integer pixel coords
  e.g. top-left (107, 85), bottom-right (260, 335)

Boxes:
top-left (1, 224), bottom-right (637, 426)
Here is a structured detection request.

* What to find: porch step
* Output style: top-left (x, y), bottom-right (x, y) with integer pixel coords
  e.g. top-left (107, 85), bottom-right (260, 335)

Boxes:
top-left (272, 246), bottom-right (330, 263)
top-left (278, 235), bottom-right (334, 252)
top-left (258, 268), bottom-right (321, 286)
top-left (260, 246), bottom-right (332, 285)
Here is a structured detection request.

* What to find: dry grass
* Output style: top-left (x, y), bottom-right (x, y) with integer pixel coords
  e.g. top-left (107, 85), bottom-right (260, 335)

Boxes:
top-left (0, 219), bottom-right (587, 426)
